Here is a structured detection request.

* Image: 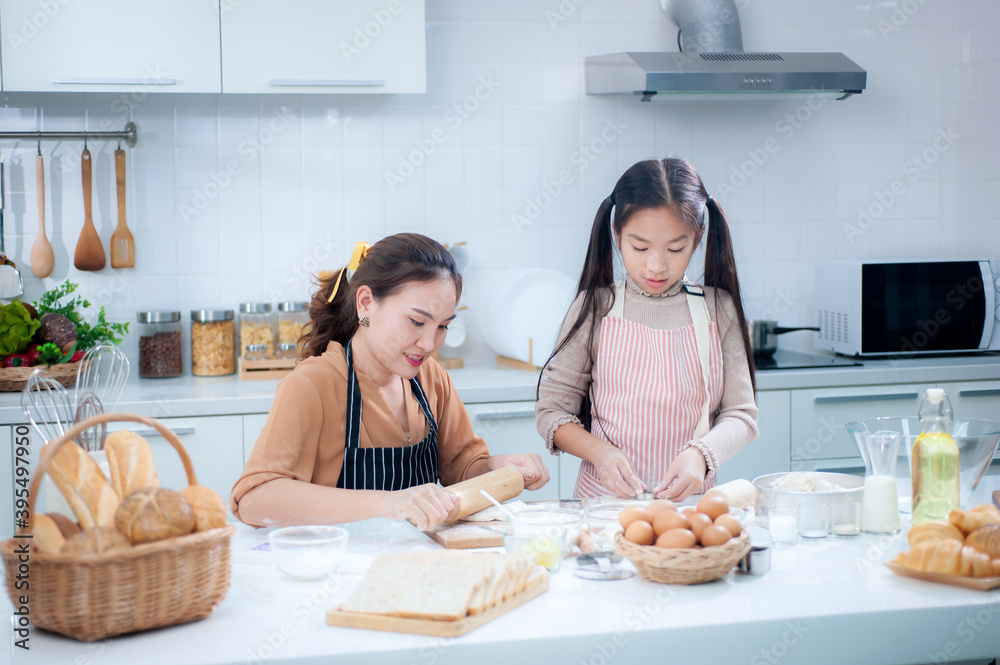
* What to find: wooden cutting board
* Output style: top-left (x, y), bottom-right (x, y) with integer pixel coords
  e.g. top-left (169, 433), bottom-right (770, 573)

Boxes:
top-left (425, 522), bottom-right (506, 549)
top-left (326, 568), bottom-right (548, 637)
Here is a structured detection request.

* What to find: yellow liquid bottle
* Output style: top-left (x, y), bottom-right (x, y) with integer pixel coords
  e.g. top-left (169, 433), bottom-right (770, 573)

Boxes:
top-left (911, 388), bottom-right (959, 526)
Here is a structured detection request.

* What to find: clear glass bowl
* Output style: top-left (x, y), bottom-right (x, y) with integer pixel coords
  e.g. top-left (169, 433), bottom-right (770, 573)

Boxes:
top-left (846, 417), bottom-right (1000, 508)
top-left (510, 506), bottom-right (583, 552)
top-left (267, 526), bottom-right (349, 581)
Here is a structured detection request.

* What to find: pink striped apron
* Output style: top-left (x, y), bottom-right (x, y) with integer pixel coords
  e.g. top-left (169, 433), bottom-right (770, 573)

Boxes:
top-left (575, 280), bottom-right (725, 498)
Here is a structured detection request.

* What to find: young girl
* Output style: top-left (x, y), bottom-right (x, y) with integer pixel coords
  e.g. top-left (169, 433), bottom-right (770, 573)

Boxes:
top-left (535, 158), bottom-right (758, 501)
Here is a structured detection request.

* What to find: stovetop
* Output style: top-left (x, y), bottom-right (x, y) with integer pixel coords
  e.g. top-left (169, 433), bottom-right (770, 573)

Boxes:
top-left (754, 350), bottom-right (863, 371)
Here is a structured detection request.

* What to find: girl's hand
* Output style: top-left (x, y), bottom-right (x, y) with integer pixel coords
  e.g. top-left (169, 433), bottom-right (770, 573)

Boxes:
top-left (595, 448), bottom-right (645, 498)
top-left (490, 454), bottom-right (551, 490)
top-left (386, 483), bottom-right (460, 530)
top-left (653, 447), bottom-right (708, 501)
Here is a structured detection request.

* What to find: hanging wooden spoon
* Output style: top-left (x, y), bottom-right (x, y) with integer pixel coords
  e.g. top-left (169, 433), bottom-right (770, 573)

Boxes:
top-left (110, 148), bottom-right (134, 268)
top-left (30, 148), bottom-right (55, 278)
top-left (74, 147), bottom-right (105, 271)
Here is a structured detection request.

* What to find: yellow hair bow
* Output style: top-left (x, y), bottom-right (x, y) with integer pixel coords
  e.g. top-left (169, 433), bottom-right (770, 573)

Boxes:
top-left (327, 241), bottom-right (371, 303)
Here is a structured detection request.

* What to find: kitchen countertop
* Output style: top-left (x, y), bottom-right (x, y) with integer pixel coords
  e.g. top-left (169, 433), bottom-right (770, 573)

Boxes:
top-left (0, 353), bottom-right (997, 425)
top-left (6, 517), bottom-right (999, 665)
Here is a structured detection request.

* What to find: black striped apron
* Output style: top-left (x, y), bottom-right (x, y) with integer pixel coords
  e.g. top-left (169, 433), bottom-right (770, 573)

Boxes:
top-left (336, 342), bottom-right (440, 490)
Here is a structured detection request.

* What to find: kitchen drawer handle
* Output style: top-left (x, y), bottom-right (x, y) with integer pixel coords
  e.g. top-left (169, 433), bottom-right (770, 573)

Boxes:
top-left (128, 427), bottom-right (196, 438)
top-left (958, 389), bottom-right (1000, 398)
top-left (475, 410), bottom-right (536, 421)
top-left (53, 77), bottom-right (177, 85)
top-left (268, 78), bottom-right (385, 87)
top-left (814, 392), bottom-right (919, 404)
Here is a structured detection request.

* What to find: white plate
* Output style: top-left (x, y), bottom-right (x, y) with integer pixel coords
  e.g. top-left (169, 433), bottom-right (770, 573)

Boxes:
top-left (495, 269), bottom-right (575, 364)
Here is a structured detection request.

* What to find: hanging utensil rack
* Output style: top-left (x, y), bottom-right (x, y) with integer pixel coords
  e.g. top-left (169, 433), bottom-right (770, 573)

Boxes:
top-left (0, 121), bottom-right (137, 147)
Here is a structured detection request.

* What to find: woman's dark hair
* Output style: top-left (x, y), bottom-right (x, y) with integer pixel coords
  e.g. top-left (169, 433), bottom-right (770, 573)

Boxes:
top-left (300, 233), bottom-right (462, 357)
top-left (539, 158), bottom-right (756, 424)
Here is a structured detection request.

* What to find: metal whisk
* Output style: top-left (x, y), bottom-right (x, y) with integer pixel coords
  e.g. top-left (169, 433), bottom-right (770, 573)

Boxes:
top-left (74, 391), bottom-right (107, 452)
top-left (75, 342), bottom-right (130, 413)
top-left (21, 369), bottom-right (75, 443)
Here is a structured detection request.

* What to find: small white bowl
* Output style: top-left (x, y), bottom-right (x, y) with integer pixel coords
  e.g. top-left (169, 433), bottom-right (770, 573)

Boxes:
top-left (267, 526), bottom-right (349, 581)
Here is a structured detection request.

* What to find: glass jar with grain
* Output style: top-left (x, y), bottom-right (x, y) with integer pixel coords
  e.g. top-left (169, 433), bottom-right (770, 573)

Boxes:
top-left (191, 309), bottom-right (235, 376)
top-left (277, 302), bottom-right (309, 348)
top-left (137, 311), bottom-right (183, 378)
top-left (239, 302), bottom-right (276, 360)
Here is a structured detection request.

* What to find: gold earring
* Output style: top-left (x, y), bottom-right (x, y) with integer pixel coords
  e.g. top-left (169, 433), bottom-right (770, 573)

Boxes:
top-left (358, 316), bottom-right (370, 327)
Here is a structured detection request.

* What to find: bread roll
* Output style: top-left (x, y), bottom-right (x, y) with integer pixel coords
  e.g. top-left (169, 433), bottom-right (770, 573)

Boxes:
top-left (34, 514), bottom-right (68, 554)
top-left (895, 539), bottom-right (997, 578)
top-left (61, 527), bottom-right (132, 555)
top-left (105, 430), bottom-right (159, 499)
top-left (179, 485), bottom-right (227, 532)
top-left (47, 512), bottom-right (80, 539)
top-left (965, 523), bottom-right (1000, 559)
top-left (114, 488), bottom-right (195, 544)
top-left (908, 521), bottom-right (964, 547)
top-left (46, 441), bottom-right (120, 529)
top-left (948, 506), bottom-right (1000, 535)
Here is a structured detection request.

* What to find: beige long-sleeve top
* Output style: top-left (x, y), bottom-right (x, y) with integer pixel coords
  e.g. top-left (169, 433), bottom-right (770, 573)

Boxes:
top-left (535, 276), bottom-right (759, 477)
top-left (230, 341), bottom-right (490, 524)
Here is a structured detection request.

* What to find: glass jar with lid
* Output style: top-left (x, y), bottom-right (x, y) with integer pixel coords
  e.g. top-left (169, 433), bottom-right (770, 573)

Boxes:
top-left (191, 309), bottom-right (235, 376)
top-left (239, 303), bottom-right (276, 360)
top-left (277, 302), bottom-right (309, 348)
top-left (276, 342), bottom-right (298, 360)
top-left (245, 344), bottom-right (269, 361)
top-left (137, 311), bottom-right (183, 378)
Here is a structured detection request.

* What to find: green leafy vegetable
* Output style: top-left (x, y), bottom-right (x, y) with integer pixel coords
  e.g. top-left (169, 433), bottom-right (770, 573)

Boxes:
top-left (0, 300), bottom-right (42, 356)
top-left (37, 342), bottom-right (63, 365)
top-left (34, 281), bottom-right (129, 349)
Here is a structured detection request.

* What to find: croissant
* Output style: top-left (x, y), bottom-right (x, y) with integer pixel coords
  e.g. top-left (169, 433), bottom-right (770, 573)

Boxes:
top-left (895, 539), bottom-right (998, 578)
top-left (948, 505), bottom-right (1000, 536)
top-left (908, 521), bottom-right (964, 547)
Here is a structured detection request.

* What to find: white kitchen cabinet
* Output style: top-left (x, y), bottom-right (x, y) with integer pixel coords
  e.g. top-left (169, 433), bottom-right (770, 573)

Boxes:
top-left (717, 390), bottom-right (791, 484)
top-left (243, 413), bottom-right (268, 464)
top-left (221, 0), bottom-right (426, 94)
top-left (0, 0), bottom-right (221, 93)
top-left (939, 380), bottom-right (1000, 424)
top-left (464, 402), bottom-right (560, 501)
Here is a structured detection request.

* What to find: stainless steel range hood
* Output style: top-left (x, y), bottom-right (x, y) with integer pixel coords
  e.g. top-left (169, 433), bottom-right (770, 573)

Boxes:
top-left (585, 51), bottom-right (867, 101)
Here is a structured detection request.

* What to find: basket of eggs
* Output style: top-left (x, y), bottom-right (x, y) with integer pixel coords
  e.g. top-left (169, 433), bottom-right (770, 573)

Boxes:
top-left (614, 492), bottom-right (750, 585)
top-left (0, 412), bottom-right (236, 642)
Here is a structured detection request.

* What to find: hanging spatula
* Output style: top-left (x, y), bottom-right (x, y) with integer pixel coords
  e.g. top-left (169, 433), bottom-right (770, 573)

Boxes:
top-left (30, 146), bottom-right (55, 278)
top-left (0, 152), bottom-right (24, 298)
top-left (110, 148), bottom-right (134, 268)
top-left (74, 147), bottom-right (106, 271)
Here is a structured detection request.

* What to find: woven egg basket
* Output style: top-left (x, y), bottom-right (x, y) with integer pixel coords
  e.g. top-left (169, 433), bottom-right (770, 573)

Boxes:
top-left (615, 529), bottom-right (751, 585)
top-left (1, 413), bottom-right (236, 642)
top-left (0, 361), bottom-right (79, 392)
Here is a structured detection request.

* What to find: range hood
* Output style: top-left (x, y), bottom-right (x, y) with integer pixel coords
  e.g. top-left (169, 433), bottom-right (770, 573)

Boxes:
top-left (585, 51), bottom-right (867, 101)
top-left (586, 0), bottom-right (866, 101)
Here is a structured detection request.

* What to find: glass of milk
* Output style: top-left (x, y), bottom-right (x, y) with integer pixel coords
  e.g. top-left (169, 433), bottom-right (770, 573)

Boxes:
top-left (859, 430), bottom-right (902, 535)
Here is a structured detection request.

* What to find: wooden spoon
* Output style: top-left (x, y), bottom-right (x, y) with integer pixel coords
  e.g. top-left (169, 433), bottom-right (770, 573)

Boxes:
top-left (30, 151), bottom-right (55, 278)
top-left (74, 148), bottom-right (105, 271)
top-left (110, 148), bottom-right (134, 268)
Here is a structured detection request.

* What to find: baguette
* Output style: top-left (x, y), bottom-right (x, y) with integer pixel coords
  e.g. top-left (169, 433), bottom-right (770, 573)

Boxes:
top-left (46, 441), bottom-right (121, 529)
top-left (895, 539), bottom-right (997, 578)
top-left (105, 430), bottom-right (159, 499)
top-left (34, 514), bottom-right (68, 554)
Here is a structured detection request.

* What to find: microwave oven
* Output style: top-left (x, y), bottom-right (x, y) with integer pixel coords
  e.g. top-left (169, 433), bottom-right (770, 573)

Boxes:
top-left (814, 259), bottom-right (1000, 357)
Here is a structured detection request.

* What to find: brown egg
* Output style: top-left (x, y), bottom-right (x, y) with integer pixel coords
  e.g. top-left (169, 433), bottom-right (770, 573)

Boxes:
top-left (645, 500), bottom-right (676, 517)
top-left (696, 494), bottom-right (730, 521)
top-left (652, 510), bottom-right (690, 536)
top-left (687, 512), bottom-right (714, 540)
top-left (700, 524), bottom-right (733, 547)
top-left (624, 520), bottom-right (655, 546)
top-left (619, 505), bottom-right (653, 529)
top-left (655, 528), bottom-right (697, 549)
top-left (714, 514), bottom-right (743, 538)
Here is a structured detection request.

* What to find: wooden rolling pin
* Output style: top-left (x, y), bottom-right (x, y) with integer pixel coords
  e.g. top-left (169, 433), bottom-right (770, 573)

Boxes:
top-left (442, 466), bottom-right (524, 523)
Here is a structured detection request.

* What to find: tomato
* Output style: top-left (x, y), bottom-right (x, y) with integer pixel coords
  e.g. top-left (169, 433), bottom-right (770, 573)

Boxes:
top-left (70, 349), bottom-right (86, 363)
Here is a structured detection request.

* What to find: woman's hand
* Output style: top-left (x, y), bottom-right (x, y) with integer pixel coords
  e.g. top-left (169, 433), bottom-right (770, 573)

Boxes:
top-left (595, 448), bottom-right (645, 498)
top-left (489, 454), bottom-right (550, 490)
top-left (385, 483), bottom-right (460, 530)
top-left (653, 447), bottom-right (708, 501)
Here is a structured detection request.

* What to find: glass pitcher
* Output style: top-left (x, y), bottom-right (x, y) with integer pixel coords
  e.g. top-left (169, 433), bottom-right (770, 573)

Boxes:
top-left (858, 430), bottom-right (902, 535)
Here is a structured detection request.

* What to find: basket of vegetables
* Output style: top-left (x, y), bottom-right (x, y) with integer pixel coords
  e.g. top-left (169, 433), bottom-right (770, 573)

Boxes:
top-left (0, 282), bottom-right (128, 391)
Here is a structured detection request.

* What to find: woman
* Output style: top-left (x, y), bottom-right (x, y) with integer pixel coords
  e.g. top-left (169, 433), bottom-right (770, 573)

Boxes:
top-left (535, 158), bottom-right (758, 501)
top-left (231, 234), bottom-right (549, 529)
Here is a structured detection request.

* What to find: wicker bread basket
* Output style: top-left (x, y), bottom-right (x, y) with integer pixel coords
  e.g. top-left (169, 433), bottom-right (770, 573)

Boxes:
top-left (1, 412), bottom-right (236, 642)
top-left (0, 361), bottom-right (80, 392)
top-left (615, 529), bottom-right (751, 585)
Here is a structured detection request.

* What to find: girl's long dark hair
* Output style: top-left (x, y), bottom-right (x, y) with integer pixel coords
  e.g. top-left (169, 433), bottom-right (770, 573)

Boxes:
top-left (300, 233), bottom-right (462, 357)
top-left (539, 158), bottom-right (756, 425)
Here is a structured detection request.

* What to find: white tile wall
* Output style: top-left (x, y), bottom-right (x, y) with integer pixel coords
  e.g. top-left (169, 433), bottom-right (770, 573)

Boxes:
top-left (0, 0), bottom-right (997, 365)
